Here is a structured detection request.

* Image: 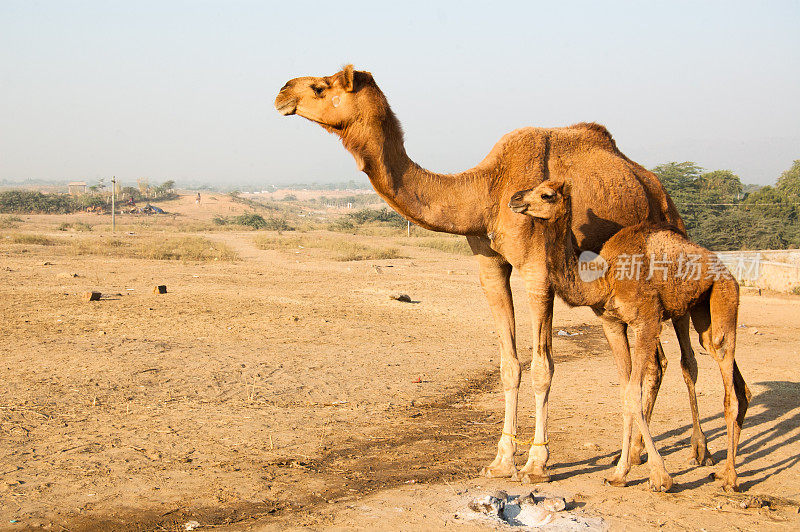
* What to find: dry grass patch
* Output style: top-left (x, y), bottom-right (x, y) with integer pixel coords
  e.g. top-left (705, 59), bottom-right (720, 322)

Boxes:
top-left (3, 233), bottom-right (58, 245)
top-left (69, 236), bottom-right (237, 261)
top-left (254, 234), bottom-right (405, 261)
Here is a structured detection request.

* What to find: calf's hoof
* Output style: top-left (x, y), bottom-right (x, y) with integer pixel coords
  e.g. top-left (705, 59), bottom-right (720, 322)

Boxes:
top-left (715, 470), bottom-right (739, 492)
top-left (689, 456), bottom-right (715, 467)
top-left (689, 445), bottom-right (714, 467)
top-left (722, 481), bottom-right (740, 492)
top-left (648, 471), bottom-right (673, 492)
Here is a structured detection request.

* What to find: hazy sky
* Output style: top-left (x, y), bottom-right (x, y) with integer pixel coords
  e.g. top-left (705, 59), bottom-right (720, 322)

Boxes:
top-left (1, 1), bottom-right (798, 186)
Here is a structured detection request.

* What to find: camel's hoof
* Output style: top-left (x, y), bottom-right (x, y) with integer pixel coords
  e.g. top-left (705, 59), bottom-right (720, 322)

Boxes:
top-left (604, 476), bottom-right (627, 488)
top-left (480, 464), bottom-right (517, 479)
top-left (648, 472), bottom-right (673, 492)
top-left (520, 472), bottom-right (551, 485)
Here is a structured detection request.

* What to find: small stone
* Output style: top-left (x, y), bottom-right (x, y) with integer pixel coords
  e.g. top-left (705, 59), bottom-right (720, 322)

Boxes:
top-left (389, 293), bottom-right (412, 302)
top-left (540, 496), bottom-right (567, 512)
top-left (468, 495), bottom-right (504, 517)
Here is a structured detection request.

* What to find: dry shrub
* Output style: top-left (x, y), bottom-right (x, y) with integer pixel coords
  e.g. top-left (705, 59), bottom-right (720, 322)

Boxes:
top-left (6, 233), bottom-right (57, 245)
top-left (0, 216), bottom-right (23, 228)
top-left (57, 222), bottom-right (93, 232)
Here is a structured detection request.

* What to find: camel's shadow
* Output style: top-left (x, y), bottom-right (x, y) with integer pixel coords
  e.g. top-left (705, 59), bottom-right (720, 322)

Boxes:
top-left (550, 380), bottom-right (800, 492)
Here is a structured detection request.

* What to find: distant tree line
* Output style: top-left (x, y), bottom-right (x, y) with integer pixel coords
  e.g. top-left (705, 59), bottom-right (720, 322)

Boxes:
top-left (653, 160), bottom-right (800, 250)
top-left (0, 179), bottom-right (178, 214)
top-left (0, 190), bottom-right (106, 214)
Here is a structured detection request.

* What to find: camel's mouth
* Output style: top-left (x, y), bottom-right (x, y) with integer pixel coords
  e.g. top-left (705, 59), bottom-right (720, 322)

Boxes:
top-left (508, 201), bottom-right (528, 214)
top-left (275, 97), bottom-right (297, 116)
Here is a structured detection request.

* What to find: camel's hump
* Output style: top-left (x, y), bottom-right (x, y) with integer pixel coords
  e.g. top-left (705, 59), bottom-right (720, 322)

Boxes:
top-left (569, 121), bottom-right (614, 140)
top-left (489, 122), bottom-right (619, 157)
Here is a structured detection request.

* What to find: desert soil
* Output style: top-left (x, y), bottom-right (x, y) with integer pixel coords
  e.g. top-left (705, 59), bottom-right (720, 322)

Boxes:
top-left (1, 196), bottom-right (798, 531)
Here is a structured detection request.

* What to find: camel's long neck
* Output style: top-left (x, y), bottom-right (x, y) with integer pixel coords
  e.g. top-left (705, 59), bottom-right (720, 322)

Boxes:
top-left (339, 113), bottom-right (491, 235)
top-left (543, 208), bottom-right (608, 308)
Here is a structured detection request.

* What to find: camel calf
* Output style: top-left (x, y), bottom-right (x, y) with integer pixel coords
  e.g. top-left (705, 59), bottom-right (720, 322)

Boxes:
top-left (509, 180), bottom-right (750, 492)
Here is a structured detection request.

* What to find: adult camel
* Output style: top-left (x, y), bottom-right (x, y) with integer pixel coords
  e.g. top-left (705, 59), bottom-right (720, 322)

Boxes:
top-left (274, 65), bottom-right (711, 483)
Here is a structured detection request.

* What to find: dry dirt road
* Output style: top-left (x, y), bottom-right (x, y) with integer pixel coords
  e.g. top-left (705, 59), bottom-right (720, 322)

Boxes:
top-left (1, 212), bottom-right (798, 531)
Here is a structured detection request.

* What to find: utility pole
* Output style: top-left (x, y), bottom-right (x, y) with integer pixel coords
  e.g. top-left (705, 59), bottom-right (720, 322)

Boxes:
top-left (111, 176), bottom-right (116, 232)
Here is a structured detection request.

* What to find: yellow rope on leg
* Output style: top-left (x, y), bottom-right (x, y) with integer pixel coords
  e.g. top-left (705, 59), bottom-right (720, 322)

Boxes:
top-left (502, 432), bottom-right (549, 446)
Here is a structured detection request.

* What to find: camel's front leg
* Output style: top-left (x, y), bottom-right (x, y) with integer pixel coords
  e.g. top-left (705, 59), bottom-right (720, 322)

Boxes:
top-left (469, 238), bottom-right (520, 479)
top-left (518, 268), bottom-right (554, 483)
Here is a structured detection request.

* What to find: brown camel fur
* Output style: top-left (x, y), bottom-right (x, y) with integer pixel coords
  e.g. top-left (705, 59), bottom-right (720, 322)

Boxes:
top-left (274, 65), bottom-right (709, 481)
top-left (509, 180), bottom-right (750, 491)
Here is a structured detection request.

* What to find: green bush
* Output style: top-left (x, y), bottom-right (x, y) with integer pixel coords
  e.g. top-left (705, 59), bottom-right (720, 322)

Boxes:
top-left (347, 208), bottom-right (407, 226)
top-left (213, 213), bottom-right (293, 231)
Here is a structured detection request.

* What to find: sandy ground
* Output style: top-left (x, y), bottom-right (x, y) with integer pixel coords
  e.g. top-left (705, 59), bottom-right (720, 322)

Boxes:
top-left (1, 199), bottom-right (799, 531)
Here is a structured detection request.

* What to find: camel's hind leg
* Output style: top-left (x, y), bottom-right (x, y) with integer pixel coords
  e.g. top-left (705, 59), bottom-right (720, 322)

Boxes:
top-left (673, 314), bottom-right (714, 466)
top-left (628, 341), bottom-right (667, 465)
top-left (691, 283), bottom-right (749, 491)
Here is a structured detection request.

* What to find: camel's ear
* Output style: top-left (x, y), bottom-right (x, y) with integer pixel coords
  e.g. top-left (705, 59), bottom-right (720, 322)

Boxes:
top-left (562, 181), bottom-right (573, 198)
top-left (342, 64), bottom-right (355, 92)
top-left (547, 180), bottom-right (568, 195)
top-left (342, 65), bottom-right (373, 92)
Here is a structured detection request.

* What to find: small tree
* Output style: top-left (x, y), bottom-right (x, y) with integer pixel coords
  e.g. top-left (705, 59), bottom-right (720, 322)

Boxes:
top-left (776, 160), bottom-right (800, 200)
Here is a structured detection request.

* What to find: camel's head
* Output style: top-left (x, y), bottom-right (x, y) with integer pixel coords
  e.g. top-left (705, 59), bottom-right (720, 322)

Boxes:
top-left (274, 65), bottom-right (382, 131)
top-left (508, 180), bottom-right (572, 221)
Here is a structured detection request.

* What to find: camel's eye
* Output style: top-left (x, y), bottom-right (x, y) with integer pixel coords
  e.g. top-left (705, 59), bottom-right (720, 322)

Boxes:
top-left (311, 85), bottom-right (325, 97)
top-left (541, 191), bottom-right (556, 201)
